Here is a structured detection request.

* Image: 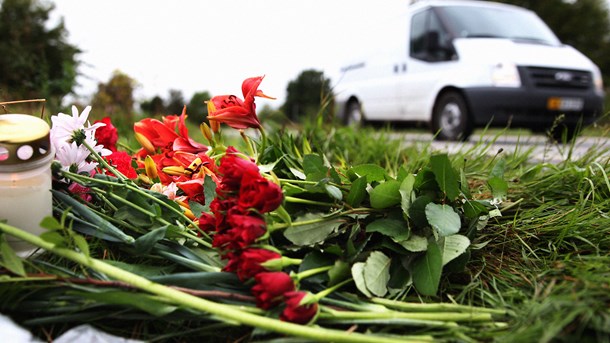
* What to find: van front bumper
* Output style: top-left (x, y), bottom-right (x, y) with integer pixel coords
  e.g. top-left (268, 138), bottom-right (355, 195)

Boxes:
top-left (463, 87), bottom-right (604, 128)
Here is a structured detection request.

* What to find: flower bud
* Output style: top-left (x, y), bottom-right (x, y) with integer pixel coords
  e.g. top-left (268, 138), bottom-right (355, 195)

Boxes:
top-left (200, 122), bottom-right (214, 144)
top-left (134, 132), bottom-right (155, 153)
top-left (144, 155), bottom-right (158, 180)
top-left (206, 101), bottom-right (221, 133)
top-left (162, 165), bottom-right (185, 176)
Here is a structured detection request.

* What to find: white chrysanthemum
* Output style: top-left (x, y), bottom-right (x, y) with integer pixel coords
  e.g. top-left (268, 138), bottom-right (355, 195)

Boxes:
top-left (50, 105), bottom-right (105, 149)
top-left (55, 141), bottom-right (98, 174)
top-left (84, 129), bottom-right (112, 157)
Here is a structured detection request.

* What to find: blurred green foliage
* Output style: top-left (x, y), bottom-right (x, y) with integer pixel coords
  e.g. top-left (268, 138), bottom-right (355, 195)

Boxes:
top-left (0, 0), bottom-right (80, 112)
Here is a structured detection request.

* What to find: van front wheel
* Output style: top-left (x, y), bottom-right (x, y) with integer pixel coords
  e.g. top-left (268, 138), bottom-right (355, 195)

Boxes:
top-left (432, 92), bottom-right (472, 141)
top-left (344, 100), bottom-right (364, 126)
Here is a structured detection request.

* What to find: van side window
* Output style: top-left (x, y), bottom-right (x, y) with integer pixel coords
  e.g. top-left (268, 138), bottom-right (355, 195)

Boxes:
top-left (410, 9), bottom-right (453, 62)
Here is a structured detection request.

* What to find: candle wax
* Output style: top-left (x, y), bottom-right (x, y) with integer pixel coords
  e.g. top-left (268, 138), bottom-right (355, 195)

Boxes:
top-left (0, 169), bottom-right (52, 255)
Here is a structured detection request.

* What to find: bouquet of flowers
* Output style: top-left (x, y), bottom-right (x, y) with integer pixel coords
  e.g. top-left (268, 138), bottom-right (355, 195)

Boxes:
top-left (0, 76), bottom-right (509, 342)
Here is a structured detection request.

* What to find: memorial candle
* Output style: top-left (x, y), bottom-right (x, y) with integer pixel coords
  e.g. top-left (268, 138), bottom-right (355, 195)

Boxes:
top-left (0, 114), bottom-right (54, 255)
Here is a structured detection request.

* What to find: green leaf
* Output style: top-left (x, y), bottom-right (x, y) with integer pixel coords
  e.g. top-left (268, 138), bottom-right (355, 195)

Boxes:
top-left (52, 190), bottom-right (135, 244)
top-left (388, 259), bottom-right (411, 289)
top-left (370, 180), bottom-right (401, 209)
top-left (351, 164), bottom-right (387, 183)
top-left (39, 231), bottom-right (66, 245)
top-left (188, 200), bottom-right (206, 219)
top-left (106, 260), bottom-right (175, 277)
top-left (351, 262), bottom-right (372, 297)
top-left (324, 184), bottom-right (343, 201)
top-left (429, 154), bottom-right (460, 200)
top-left (363, 251), bottom-right (391, 297)
top-left (414, 169), bottom-right (440, 193)
top-left (0, 235), bottom-right (25, 276)
top-left (72, 234), bottom-right (90, 256)
top-left (346, 176), bottom-right (367, 207)
top-left (289, 167), bottom-right (306, 180)
top-left (488, 177), bottom-right (508, 200)
top-left (134, 226), bottom-right (167, 254)
top-left (303, 154), bottom-right (327, 176)
top-left (399, 174), bottom-right (416, 216)
top-left (203, 175), bottom-right (216, 212)
top-left (409, 195), bottom-right (433, 228)
top-left (398, 234), bottom-right (428, 252)
top-left (328, 260), bottom-right (351, 286)
top-left (78, 291), bottom-right (177, 316)
top-left (411, 240), bottom-right (442, 296)
top-left (366, 218), bottom-right (409, 241)
top-left (460, 168), bottom-right (472, 199)
top-left (115, 206), bottom-right (153, 226)
top-left (40, 216), bottom-right (62, 231)
top-left (440, 235), bottom-right (470, 266)
top-left (284, 213), bottom-right (342, 246)
top-left (488, 158), bottom-right (508, 200)
top-left (425, 203), bottom-right (461, 237)
top-left (463, 200), bottom-right (488, 220)
top-left (489, 158), bottom-right (506, 179)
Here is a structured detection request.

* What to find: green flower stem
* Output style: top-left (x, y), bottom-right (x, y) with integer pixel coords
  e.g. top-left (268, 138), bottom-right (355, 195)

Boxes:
top-left (318, 308), bottom-right (493, 323)
top-left (294, 265), bottom-right (333, 280)
top-left (123, 184), bottom-right (204, 237)
top-left (106, 192), bottom-right (160, 220)
top-left (59, 169), bottom-right (119, 187)
top-left (240, 130), bottom-right (256, 159)
top-left (278, 179), bottom-right (348, 191)
top-left (314, 278), bottom-right (353, 301)
top-left (268, 207), bottom-right (377, 232)
top-left (268, 213), bottom-right (342, 232)
top-left (284, 196), bottom-right (337, 207)
top-left (82, 140), bottom-right (127, 182)
top-left (59, 169), bottom-right (203, 237)
top-left (0, 223), bottom-right (415, 343)
top-left (175, 230), bottom-right (212, 249)
top-left (371, 298), bottom-right (508, 315)
top-left (257, 126), bottom-right (267, 163)
top-left (320, 297), bottom-right (390, 312)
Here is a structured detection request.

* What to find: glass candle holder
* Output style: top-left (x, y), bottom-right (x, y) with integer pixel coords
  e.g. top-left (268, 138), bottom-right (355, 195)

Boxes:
top-left (0, 114), bottom-right (54, 256)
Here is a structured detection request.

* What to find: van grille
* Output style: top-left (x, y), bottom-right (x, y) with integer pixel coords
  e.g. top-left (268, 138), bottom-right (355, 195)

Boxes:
top-left (522, 67), bottom-right (592, 90)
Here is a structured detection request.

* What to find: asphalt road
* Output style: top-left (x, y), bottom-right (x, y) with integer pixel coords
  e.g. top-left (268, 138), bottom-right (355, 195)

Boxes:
top-left (397, 133), bottom-right (610, 164)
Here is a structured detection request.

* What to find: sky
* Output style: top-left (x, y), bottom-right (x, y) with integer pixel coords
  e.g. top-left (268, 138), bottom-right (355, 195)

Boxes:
top-left (50, 0), bottom-right (407, 109)
top-left (50, 0), bottom-right (610, 110)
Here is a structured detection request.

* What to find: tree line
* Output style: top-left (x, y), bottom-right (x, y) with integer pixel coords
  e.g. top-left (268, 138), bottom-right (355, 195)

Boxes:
top-left (1, 0), bottom-right (608, 122)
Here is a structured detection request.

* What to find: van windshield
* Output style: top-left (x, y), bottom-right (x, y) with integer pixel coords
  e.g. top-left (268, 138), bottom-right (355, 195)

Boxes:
top-left (437, 5), bottom-right (561, 46)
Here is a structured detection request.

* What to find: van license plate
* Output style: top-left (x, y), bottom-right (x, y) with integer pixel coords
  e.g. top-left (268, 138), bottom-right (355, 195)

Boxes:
top-left (547, 97), bottom-right (584, 111)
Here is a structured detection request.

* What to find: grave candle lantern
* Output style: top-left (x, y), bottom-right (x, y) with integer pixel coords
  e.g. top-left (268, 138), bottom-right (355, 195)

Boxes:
top-left (0, 114), bottom-right (54, 255)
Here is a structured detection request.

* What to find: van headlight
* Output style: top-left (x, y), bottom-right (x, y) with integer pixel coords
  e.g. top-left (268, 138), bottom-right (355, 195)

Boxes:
top-left (491, 62), bottom-right (521, 88)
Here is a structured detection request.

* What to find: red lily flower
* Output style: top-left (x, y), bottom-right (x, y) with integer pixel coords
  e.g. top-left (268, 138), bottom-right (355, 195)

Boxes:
top-left (207, 76), bottom-right (275, 130)
top-left (173, 106), bottom-right (209, 153)
top-left (134, 108), bottom-right (207, 155)
top-left (134, 117), bottom-right (179, 152)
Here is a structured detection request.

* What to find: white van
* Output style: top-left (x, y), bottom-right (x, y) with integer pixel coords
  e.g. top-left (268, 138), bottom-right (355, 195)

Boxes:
top-left (334, 0), bottom-right (605, 140)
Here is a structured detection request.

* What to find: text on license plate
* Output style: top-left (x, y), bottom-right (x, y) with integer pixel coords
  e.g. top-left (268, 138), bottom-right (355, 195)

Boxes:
top-left (547, 97), bottom-right (584, 111)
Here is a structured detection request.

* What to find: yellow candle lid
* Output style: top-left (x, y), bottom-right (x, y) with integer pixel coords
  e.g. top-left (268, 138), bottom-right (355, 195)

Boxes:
top-left (0, 114), bottom-right (53, 168)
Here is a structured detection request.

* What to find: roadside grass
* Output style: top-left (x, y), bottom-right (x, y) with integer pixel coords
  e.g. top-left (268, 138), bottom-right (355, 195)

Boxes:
top-left (300, 117), bottom-right (610, 342)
